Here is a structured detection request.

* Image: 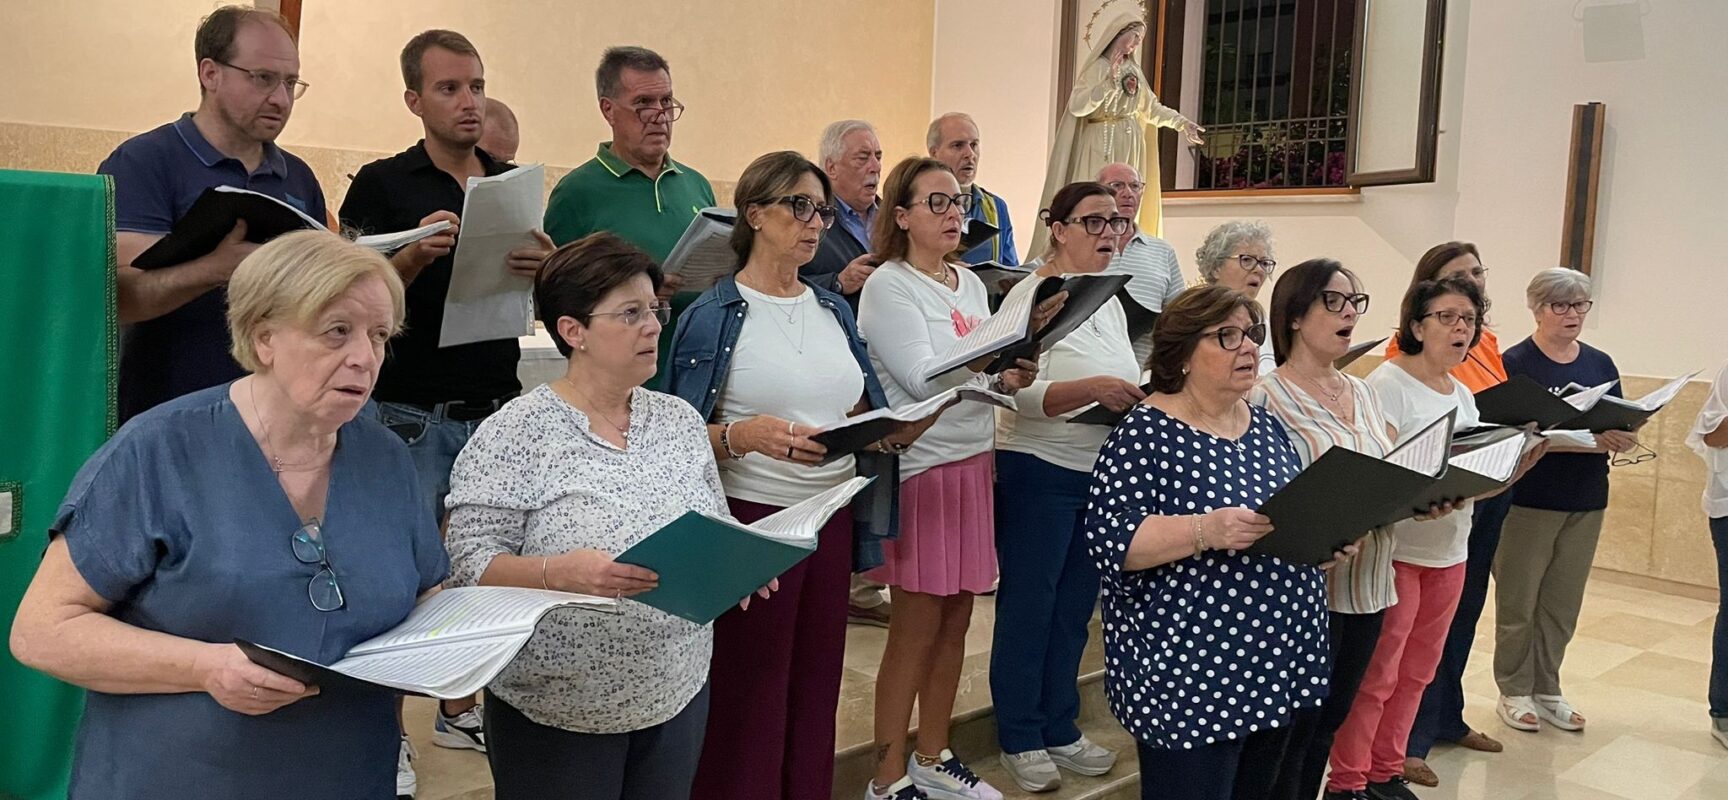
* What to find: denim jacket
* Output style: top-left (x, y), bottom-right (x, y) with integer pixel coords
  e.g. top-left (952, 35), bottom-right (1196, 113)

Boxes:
top-left (666, 274), bottom-right (899, 572)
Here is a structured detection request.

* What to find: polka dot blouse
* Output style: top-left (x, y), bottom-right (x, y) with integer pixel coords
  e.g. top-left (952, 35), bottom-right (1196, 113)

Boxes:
top-left (1083, 402), bottom-right (1331, 750)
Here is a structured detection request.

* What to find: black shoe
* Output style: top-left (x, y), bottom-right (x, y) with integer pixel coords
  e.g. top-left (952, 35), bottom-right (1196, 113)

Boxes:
top-left (1323, 791), bottom-right (1372, 800)
top-left (1367, 776), bottom-right (1422, 800)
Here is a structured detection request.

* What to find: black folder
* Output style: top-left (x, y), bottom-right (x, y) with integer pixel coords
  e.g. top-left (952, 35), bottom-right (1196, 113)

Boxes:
top-left (1245, 412), bottom-right (1454, 565)
top-left (1374, 427), bottom-right (1529, 528)
top-left (983, 273), bottom-right (1133, 373)
top-left (809, 417), bottom-right (901, 466)
top-left (1473, 375), bottom-right (1584, 429)
top-left (1068, 383), bottom-right (1153, 427)
top-left (959, 219), bottom-right (1000, 253)
top-left (133, 186), bottom-right (324, 269)
top-left (1115, 289), bottom-right (1160, 344)
top-left (236, 639), bottom-right (422, 697)
top-left (1336, 337), bottom-right (1387, 370)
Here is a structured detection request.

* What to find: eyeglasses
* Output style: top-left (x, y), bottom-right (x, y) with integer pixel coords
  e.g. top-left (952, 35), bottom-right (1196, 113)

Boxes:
top-left (290, 520), bottom-right (344, 612)
top-left (770, 196), bottom-right (837, 228)
top-left (1232, 254), bottom-right (1276, 275)
top-left (1065, 215), bottom-right (1132, 236)
top-left (911, 192), bottom-right (974, 215)
top-left (1104, 180), bottom-right (1147, 194)
top-left (1548, 300), bottom-right (1594, 315)
top-left (1610, 441), bottom-right (1657, 468)
top-left (1420, 310), bottom-right (1479, 328)
top-left (215, 60), bottom-right (309, 99)
top-left (629, 100), bottom-right (685, 123)
top-left (1202, 322), bottom-right (1267, 351)
top-left (1450, 266), bottom-right (1490, 280)
top-left (1320, 290), bottom-right (1371, 314)
top-left (590, 303), bottom-right (672, 327)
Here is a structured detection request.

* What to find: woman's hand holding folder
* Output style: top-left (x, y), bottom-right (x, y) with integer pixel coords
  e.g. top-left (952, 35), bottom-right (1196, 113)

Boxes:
top-left (738, 577), bottom-right (781, 611)
top-left (550, 549), bottom-right (660, 598)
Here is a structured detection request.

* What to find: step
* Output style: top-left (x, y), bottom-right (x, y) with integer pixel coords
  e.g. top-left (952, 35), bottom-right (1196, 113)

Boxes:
top-left (973, 724), bottom-right (1141, 800)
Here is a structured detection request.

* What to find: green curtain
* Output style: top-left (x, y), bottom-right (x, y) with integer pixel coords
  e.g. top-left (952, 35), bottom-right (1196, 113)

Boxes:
top-left (0, 169), bottom-right (116, 800)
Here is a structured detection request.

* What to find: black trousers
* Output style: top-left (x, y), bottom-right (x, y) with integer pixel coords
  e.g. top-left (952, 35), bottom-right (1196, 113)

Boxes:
top-left (484, 685), bottom-right (710, 800)
top-left (1267, 610), bottom-right (1387, 800)
top-left (1135, 720), bottom-right (1303, 800)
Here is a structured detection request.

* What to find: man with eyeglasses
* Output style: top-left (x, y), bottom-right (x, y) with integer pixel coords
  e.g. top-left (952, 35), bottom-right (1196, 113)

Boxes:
top-left (337, 30), bottom-right (555, 796)
top-left (1096, 162), bottom-right (1186, 364)
top-left (98, 5), bottom-right (325, 422)
top-left (927, 112), bottom-right (1019, 268)
top-left (544, 45), bottom-right (716, 389)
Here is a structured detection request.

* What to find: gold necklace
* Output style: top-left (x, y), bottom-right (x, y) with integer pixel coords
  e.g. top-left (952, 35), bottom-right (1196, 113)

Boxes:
top-left (558, 378), bottom-right (631, 440)
top-left (910, 259), bottom-right (951, 285)
top-left (249, 380), bottom-right (333, 473)
top-left (1182, 393), bottom-right (1246, 448)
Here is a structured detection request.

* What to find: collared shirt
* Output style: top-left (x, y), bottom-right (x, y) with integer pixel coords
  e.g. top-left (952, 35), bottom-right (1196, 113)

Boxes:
top-left (340, 141), bottom-right (519, 405)
top-left (834, 194), bottom-right (878, 256)
top-left (1105, 231), bottom-right (1186, 365)
top-left (544, 142), bottom-right (717, 388)
top-left (100, 113), bottom-right (327, 421)
top-left (959, 184), bottom-right (1019, 267)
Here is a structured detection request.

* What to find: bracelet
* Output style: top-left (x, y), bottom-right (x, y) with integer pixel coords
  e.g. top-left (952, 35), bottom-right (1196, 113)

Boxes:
top-left (719, 422), bottom-right (745, 459)
top-left (540, 556), bottom-right (550, 590)
top-left (1191, 516), bottom-right (1209, 559)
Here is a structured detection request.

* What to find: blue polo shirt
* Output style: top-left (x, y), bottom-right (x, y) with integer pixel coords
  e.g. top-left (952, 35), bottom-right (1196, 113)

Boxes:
top-left (100, 113), bottom-right (327, 422)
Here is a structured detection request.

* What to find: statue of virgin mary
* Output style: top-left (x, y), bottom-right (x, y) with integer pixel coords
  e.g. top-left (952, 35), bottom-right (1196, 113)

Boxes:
top-left (1031, 1), bottom-right (1203, 254)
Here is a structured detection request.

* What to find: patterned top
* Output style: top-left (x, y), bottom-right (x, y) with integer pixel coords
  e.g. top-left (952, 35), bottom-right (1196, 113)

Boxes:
top-left (1083, 402), bottom-right (1330, 750)
top-left (1250, 371), bottom-right (1399, 614)
top-left (444, 384), bottom-right (725, 733)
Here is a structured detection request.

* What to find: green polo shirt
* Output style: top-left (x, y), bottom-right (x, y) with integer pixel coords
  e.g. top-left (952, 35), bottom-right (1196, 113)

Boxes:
top-left (545, 142), bottom-right (717, 388)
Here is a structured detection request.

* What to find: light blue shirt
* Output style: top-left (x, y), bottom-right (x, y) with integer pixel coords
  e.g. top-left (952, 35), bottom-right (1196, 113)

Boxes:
top-left (835, 194), bottom-right (878, 252)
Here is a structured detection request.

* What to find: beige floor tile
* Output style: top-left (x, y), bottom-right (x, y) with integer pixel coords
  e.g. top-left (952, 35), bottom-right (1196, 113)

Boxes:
top-left (1559, 734), bottom-right (1724, 800)
top-left (1579, 611), bottom-right (1698, 650)
top-left (1597, 652), bottom-right (1714, 702)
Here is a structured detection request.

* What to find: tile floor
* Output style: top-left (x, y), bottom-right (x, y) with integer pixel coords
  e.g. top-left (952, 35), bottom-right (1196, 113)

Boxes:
top-left (407, 570), bottom-right (1725, 800)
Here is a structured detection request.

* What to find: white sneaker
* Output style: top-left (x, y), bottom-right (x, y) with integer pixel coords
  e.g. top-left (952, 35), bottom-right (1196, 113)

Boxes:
top-left (396, 735), bottom-right (417, 799)
top-left (1711, 717), bottom-right (1727, 750)
top-left (999, 749), bottom-right (1061, 792)
top-left (1048, 735), bottom-right (1118, 776)
top-left (908, 749), bottom-right (1003, 800)
top-left (866, 775), bottom-right (930, 799)
top-left (433, 703), bottom-right (487, 752)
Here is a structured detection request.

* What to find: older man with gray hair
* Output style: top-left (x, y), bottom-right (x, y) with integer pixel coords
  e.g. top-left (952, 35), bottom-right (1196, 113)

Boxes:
top-left (928, 111), bottom-right (1018, 266)
top-left (802, 119), bottom-right (884, 308)
top-left (1096, 162), bottom-right (1185, 364)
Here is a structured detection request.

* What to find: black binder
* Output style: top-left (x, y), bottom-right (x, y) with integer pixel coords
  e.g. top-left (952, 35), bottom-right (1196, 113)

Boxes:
top-left (1473, 376), bottom-right (1584, 429)
top-left (1067, 383), bottom-right (1153, 427)
top-left (959, 219), bottom-right (1000, 253)
top-left (133, 186), bottom-right (324, 269)
top-left (236, 639), bottom-right (422, 697)
top-left (983, 273), bottom-right (1133, 373)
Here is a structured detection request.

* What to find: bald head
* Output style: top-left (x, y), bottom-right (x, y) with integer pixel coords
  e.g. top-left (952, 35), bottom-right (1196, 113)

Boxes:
top-left (1097, 162), bottom-right (1144, 220)
top-left (479, 97), bottom-right (519, 161)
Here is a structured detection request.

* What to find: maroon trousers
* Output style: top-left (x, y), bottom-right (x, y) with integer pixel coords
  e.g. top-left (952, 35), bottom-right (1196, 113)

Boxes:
top-left (690, 498), bottom-right (855, 800)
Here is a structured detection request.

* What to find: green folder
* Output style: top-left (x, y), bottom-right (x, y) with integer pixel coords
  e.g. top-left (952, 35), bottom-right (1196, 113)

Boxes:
top-left (616, 476), bottom-right (873, 624)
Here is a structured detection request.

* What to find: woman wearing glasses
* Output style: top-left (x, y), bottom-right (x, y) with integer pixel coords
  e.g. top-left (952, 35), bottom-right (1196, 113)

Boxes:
top-left (1082, 284), bottom-right (1329, 800)
top-left (856, 157), bottom-right (1052, 800)
top-left (990, 181), bottom-right (1140, 792)
top-left (1328, 276), bottom-right (1494, 800)
top-left (1196, 220), bottom-right (1279, 376)
top-left (1249, 259), bottom-right (1405, 800)
top-left (668, 152), bottom-right (926, 800)
top-left (444, 233), bottom-right (743, 800)
top-left (1490, 267), bottom-right (1635, 735)
top-left (10, 232), bottom-right (447, 800)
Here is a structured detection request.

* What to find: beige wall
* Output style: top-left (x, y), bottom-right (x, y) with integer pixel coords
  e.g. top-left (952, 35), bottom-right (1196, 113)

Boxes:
top-left (0, 0), bottom-right (936, 206)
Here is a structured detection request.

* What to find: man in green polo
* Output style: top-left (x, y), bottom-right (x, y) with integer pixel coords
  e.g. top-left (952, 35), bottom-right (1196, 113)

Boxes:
top-left (544, 45), bottom-right (715, 388)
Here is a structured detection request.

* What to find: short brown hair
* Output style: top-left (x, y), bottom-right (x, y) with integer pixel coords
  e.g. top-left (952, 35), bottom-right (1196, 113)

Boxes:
top-left (1412, 241), bottom-right (1480, 286)
top-left (535, 233), bottom-right (664, 358)
top-left (731, 151), bottom-right (833, 266)
top-left (872, 157), bottom-right (955, 263)
top-left (400, 30), bottom-right (482, 92)
top-left (195, 6), bottom-right (295, 90)
top-left (1146, 284), bottom-right (1263, 393)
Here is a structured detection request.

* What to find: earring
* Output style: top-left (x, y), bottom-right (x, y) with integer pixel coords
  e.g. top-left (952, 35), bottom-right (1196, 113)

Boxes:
top-left (1181, 365), bottom-right (1190, 375)
top-left (751, 225), bottom-right (761, 231)
top-left (578, 343), bottom-right (587, 352)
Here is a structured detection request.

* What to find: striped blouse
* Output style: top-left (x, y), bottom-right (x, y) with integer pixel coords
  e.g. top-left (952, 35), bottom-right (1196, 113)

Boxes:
top-left (1249, 370), bottom-right (1399, 614)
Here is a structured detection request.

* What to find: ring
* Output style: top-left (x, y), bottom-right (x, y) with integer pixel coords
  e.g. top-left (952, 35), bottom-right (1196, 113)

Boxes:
top-left (787, 420), bottom-right (795, 435)
top-left (251, 686), bottom-right (260, 701)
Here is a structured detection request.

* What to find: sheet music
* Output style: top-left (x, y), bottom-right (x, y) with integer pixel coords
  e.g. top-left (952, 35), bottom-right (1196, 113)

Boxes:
top-left (662, 208), bottom-right (738, 293)
top-left (353, 220), bottom-right (453, 253)
top-left (441, 164), bottom-right (545, 347)
top-left (1561, 380), bottom-right (1617, 411)
top-left (1383, 412), bottom-right (1453, 476)
top-left (347, 587), bottom-right (613, 655)
top-left (334, 639), bottom-right (511, 693)
top-left (1618, 371), bottom-right (1700, 411)
top-left (749, 476), bottom-right (874, 542)
top-left (955, 379), bottom-right (1018, 411)
top-left (920, 281), bottom-right (1040, 380)
top-left (1450, 433), bottom-right (1526, 482)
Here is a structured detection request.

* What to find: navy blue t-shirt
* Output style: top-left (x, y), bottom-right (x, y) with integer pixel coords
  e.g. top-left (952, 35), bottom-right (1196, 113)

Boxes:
top-left (100, 113), bottom-right (328, 422)
top-left (52, 384), bottom-right (447, 799)
top-left (1502, 337), bottom-right (1622, 511)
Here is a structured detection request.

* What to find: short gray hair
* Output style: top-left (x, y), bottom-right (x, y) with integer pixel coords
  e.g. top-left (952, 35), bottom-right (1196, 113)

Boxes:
top-left (1525, 266), bottom-right (1592, 311)
top-left (1196, 220), bottom-right (1274, 281)
top-left (819, 119), bottom-right (875, 169)
top-left (595, 46), bottom-right (669, 99)
top-left (926, 112), bottom-right (975, 152)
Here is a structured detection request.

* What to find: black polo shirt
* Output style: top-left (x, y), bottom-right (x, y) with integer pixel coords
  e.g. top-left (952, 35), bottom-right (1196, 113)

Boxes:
top-left (340, 141), bottom-right (520, 405)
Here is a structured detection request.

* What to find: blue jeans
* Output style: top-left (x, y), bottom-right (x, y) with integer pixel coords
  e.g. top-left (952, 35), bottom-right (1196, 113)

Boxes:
top-left (374, 401), bottom-right (487, 525)
top-left (1712, 516), bottom-right (1728, 719)
top-left (989, 450), bottom-right (1100, 754)
top-left (1406, 490), bottom-right (1514, 757)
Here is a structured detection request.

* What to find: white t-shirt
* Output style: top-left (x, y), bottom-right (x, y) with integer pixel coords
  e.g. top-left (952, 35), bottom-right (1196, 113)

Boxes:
top-left (714, 284), bottom-right (866, 507)
top-left (856, 260), bottom-right (996, 479)
top-left (1689, 360), bottom-right (1728, 518)
top-left (995, 272), bottom-right (1140, 473)
top-left (1366, 359), bottom-right (1482, 568)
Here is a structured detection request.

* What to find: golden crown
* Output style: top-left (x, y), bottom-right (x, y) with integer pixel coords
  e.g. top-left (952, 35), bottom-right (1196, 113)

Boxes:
top-left (1083, 0), bottom-right (1152, 46)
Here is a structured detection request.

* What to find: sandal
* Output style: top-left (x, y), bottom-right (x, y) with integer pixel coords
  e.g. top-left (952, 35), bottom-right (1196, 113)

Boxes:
top-left (1534, 694), bottom-right (1585, 732)
top-left (1498, 695), bottom-right (1540, 732)
top-left (1402, 757), bottom-right (1439, 787)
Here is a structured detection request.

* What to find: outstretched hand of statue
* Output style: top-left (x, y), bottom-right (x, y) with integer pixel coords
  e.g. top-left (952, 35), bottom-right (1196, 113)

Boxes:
top-left (1181, 120), bottom-right (1206, 146)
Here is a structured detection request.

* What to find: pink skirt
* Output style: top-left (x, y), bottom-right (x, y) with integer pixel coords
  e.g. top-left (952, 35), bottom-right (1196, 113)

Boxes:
top-left (863, 452), bottom-right (997, 596)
